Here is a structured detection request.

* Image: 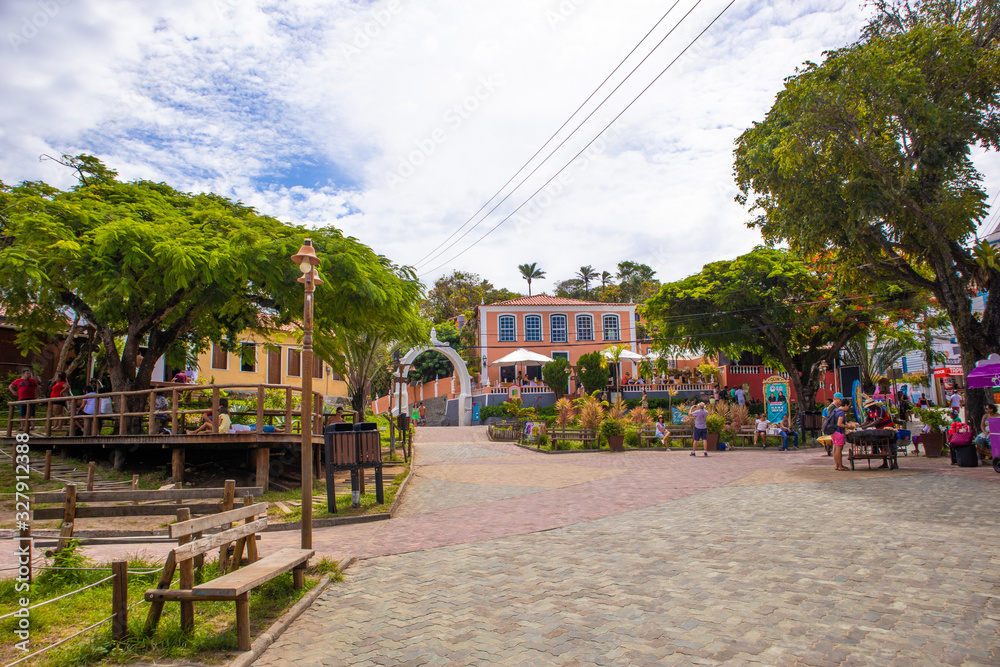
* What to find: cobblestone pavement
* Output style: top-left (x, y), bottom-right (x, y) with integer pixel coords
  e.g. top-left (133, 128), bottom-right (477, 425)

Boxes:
top-left (255, 427), bottom-right (1000, 666)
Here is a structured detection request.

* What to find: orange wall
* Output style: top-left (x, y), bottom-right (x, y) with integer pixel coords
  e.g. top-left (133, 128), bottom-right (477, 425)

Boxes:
top-left (477, 304), bottom-right (638, 384)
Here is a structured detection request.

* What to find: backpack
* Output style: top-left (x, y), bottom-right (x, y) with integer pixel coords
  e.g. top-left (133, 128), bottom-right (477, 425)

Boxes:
top-left (821, 410), bottom-right (838, 435)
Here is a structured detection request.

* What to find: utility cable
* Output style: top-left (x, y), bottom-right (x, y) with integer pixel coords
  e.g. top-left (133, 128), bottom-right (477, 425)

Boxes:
top-left (412, 1), bottom-right (684, 268)
top-left (414, 0), bottom-right (705, 270)
top-left (419, 0), bottom-right (738, 277)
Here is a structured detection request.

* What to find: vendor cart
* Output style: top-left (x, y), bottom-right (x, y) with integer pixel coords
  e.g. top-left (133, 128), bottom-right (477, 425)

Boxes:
top-left (846, 429), bottom-right (897, 470)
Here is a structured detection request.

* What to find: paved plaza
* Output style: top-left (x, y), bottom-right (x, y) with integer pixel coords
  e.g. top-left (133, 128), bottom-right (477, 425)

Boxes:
top-left (255, 427), bottom-right (1000, 666)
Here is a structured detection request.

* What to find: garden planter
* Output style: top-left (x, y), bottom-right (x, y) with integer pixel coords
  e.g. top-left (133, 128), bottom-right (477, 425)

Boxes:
top-left (706, 433), bottom-right (719, 451)
top-left (922, 432), bottom-right (945, 458)
top-left (607, 435), bottom-right (625, 452)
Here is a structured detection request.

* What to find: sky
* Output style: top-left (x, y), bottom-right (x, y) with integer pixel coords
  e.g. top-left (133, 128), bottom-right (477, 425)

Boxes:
top-left (3, 0), bottom-right (998, 295)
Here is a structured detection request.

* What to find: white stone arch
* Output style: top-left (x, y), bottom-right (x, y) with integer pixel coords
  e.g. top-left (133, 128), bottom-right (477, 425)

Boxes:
top-left (396, 329), bottom-right (472, 426)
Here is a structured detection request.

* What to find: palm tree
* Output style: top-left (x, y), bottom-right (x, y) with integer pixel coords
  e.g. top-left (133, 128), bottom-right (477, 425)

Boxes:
top-left (518, 263), bottom-right (546, 296)
top-left (600, 271), bottom-right (614, 297)
top-left (840, 332), bottom-right (912, 394)
top-left (576, 266), bottom-right (598, 298)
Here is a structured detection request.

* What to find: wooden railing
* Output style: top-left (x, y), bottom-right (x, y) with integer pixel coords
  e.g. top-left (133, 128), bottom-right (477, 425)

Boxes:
top-left (5, 383), bottom-right (324, 439)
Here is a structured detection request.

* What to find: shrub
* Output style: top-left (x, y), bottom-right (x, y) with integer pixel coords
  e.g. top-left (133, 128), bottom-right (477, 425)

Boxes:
top-left (624, 428), bottom-right (641, 448)
top-left (479, 404), bottom-right (507, 421)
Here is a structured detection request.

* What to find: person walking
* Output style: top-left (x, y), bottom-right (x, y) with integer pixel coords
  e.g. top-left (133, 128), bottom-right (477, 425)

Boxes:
top-left (690, 402), bottom-right (710, 457)
top-left (8, 369), bottom-right (39, 433)
top-left (735, 386), bottom-right (745, 406)
top-left (949, 391), bottom-right (964, 420)
top-left (418, 402), bottom-right (427, 426)
top-left (832, 398), bottom-right (849, 470)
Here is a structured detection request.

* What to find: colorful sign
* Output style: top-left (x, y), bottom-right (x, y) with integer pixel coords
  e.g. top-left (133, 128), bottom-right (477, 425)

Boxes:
top-left (934, 367), bottom-right (951, 378)
top-left (763, 376), bottom-right (789, 424)
top-left (523, 421), bottom-right (545, 443)
top-left (508, 385), bottom-right (521, 400)
top-left (472, 402), bottom-right (480, 422)
top-left (671, 406), bottom-right (689, 424)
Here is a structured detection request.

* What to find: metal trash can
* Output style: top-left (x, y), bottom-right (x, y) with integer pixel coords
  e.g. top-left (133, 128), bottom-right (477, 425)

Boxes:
top-left (323, 422), bottom-right (384, 512)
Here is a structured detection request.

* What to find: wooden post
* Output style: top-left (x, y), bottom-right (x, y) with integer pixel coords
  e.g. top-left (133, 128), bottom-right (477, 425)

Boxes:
top-left (171, 448), bottom-right (185, 484)
top-left (284, 388), bottom-right (293, 435)
top-left (19, 525), bottom-right (31, 584)
top-left (112, 449), bottom-right (125, 471)
top-left (112, 560), bottom-right (128, 642)
top-left (45, 400), bottom-right (53, 437)
top-left (171, 388), bottom-right (179, 436)
top-left (147, 388), bottom-right (157, 435)
top-left (86, 461), bottom-right (96, 491)
top-left (388, 411), bottom-right (396, 460)
top-left (256, 386), bottom-right (265, 433)
top-left (44, 449), bottom-right (52, 481)
top-left (244, 496), bottom-right (259, 563)
top-left (143, 550), bottom-right (176, 632)
top-left (211, 388), bottom-right (220, 434)
top-left (117, 393), bottom-right (126, 436)
top-left (68, 395), bottom-right (77, 437)
top-left (131, 474), bottom-right (140, 505)
top-left (6, 405), bottom-right (12, 437)
top-left (235, 593), bottom-right (251, 651)
top-left (254, 448), bottom-right (270, 492)
top-left (176, 507), bottom-right (194, 634)
top-left (56, 484), bottom-right (77, 553)
top-left (218, 480), bottom-right (236, 574)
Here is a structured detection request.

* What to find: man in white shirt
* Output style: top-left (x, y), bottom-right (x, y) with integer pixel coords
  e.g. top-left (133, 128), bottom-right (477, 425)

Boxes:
top-left (949, 391), bottom-right (963, 418)
top-left (735, 387), bottom-right (746, 406)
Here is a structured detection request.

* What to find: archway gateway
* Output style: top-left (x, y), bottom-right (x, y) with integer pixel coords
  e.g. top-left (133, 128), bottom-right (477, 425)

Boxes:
top-left (396, 329), bottom-right (472, 426)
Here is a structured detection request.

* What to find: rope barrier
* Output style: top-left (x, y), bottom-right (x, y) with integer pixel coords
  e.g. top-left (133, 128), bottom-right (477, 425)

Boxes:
top-left (0, 574), bottom-right (114, 620)
top-left (2, 613), bottom-right (117, 667)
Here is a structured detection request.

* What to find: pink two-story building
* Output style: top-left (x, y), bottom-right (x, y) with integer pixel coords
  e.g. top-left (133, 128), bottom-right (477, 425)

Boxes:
top-left (476, 295), bottom-right (639, 385)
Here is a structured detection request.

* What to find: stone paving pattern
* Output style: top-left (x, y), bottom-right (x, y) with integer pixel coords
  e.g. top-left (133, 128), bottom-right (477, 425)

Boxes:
top-left (255, 427), bottom-right (1000, 666)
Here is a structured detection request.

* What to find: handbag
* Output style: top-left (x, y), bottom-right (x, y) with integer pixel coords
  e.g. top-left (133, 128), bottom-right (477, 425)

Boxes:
top-left (949, 424), bottom-right (972, 446)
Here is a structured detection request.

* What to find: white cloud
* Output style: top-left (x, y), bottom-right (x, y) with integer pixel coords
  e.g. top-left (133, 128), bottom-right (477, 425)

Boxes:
top-left (0, 0), bottom-right (876, 292)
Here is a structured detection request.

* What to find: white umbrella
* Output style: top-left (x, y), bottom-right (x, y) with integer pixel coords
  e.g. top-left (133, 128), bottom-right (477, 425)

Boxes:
top-left (490, 348), bottom-right (552, 385)
top-left (491, 348), bottom-right (553, 366)
top-left (602, 348), bottom-right (644, 361)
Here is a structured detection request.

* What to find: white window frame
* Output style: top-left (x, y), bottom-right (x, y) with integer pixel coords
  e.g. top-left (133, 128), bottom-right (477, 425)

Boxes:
top-left (550, 314), bottom-right (568, 344)
top-left (498, 314), bottom-right (517, 342)
top-left (602, 314), bottom-right (621, 341)
top-left (576, 314), bottom-right (594, 342)
top-left (524, 314), bottom-right (543, 342)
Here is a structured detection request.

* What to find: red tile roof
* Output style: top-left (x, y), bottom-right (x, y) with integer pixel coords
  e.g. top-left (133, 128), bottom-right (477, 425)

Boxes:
top-left (485, 295), bottom-right (633, 307)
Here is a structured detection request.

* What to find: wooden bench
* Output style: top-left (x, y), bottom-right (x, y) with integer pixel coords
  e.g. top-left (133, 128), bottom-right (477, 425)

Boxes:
top-left (144, 500), bottom-right (313, 651)
top-left (638, 426), bottom-right (693, 447)
top-left (31, 480), bottom-right (262, 553)
top-left (547, 428), bottom-right (597, 447)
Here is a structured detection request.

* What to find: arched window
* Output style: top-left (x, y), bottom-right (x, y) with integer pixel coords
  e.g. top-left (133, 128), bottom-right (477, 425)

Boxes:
top-left (576, 314), bottom-right (594, 341)
top-left (499, 315), bottom-right (516, 342)
top-left (525, 315), bottom-right (542, 342)
top-left (550, 314), bottom-right (567, 343)
top-left (603, 314), bottom-right (620, 341)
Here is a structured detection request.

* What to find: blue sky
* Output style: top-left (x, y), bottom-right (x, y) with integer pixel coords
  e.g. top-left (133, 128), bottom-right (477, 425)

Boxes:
top-left (3, 0), bottom-right (997, 292)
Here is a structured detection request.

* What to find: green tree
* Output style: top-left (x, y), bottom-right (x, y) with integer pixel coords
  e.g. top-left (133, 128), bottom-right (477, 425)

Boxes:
top-left (839, 331), bottom-right (917, 395)
top-left (733, 18), bottom-right (1000, 428)
top-left (600, 271), bottom-right (614, 297)
top-left (517, 263), bottom-right (546, 296)
top-left (576, 266), bottom-right (598, 298)
top-left (644, 248), bottom-right (917, 417)
top-left (615, 261), bottom-right (659, 303)
top-left (422, 270), bottom-right (520, 323)
top-left (0, 155), bottom-right (422, 428)
top-left (541, 357), bottom-right (572, 399)
top-left (576, 351), bottom-right (610, 395)
top-left (553, 278), bottom-right (586, 299)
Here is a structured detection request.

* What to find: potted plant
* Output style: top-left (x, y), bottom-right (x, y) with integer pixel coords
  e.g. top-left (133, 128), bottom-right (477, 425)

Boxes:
top-left (600, 417), bottom-right (627, 452)
top-left (911, 406), bottom-right (950, 457)
top-left (706, 413), bottom-right (725, 451)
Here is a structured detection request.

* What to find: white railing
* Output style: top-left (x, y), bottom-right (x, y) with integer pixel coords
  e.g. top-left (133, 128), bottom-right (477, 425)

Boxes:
top-left (472, 386), bottom-right (509, 396)
top-left (725, 366), bottom-right (789, 378)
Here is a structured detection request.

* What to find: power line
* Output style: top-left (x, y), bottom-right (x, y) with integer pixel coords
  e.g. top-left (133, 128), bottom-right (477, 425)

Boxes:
top-left (419, 0), bottom-right (738, 278)
top-left (415, 0), bottom-right (710, 271)
top-left (411, 1), bottom-right (685, 269)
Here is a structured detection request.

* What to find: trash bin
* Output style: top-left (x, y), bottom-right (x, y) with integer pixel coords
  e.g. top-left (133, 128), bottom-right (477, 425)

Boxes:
top-left (952, 444), bottom-right (979, 467)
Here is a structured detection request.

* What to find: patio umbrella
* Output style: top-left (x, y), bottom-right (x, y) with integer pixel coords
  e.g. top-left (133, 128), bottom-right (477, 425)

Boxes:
top-left (968, 353), bottom-right (1000, 389)
top-left (602, 348), bottom-right (643, 361)
top-left (490, 348), bottom-right (552, 384)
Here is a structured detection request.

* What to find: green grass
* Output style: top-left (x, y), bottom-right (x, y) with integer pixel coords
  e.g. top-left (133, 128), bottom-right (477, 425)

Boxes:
top-left (262, 464), bottom-right (410, 522)
top-left (0, 542), bottom-right (332, 666)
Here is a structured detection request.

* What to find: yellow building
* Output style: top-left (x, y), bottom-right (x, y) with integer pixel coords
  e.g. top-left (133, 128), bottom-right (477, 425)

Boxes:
top-left (194, 329), bottom-right (348, 402)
